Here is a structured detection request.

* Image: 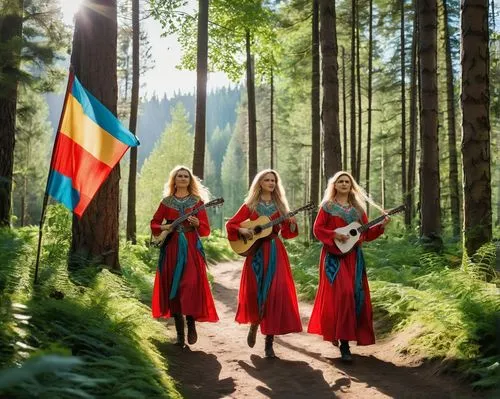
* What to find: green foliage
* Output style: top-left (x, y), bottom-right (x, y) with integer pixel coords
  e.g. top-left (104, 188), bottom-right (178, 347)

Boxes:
top-left (0, 221), bottom-right (180, 398)
top-left (287, 233), bottom-right (500, 389)
top-left (136, 103), bottom-right (194, 234)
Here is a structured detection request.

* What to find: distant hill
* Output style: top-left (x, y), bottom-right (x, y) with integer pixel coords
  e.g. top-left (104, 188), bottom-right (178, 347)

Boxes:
top-left (44, 86), bottom-right (241, 169)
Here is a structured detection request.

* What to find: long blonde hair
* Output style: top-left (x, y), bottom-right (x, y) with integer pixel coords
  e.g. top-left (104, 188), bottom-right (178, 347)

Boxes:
top-left (163, 165), bottom-right (210, 203)
top-left (321, 171), bottom-right (383, 215)
top-left (245, 169), bottom-right (290, 216)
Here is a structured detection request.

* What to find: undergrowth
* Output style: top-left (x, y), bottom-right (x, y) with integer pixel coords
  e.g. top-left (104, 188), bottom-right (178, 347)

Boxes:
top-left (0, 205), bottom-right (180, 398)
top-left (287, 227), bottom-right (500, 390)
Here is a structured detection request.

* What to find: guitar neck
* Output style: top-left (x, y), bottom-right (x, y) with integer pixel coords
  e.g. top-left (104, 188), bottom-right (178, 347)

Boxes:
top-left (259, 208), bottom-right (305, 230)
top-left (357, 206), bottom-right (404, 233)
top-left (170, 204), bottom-right (206, 229)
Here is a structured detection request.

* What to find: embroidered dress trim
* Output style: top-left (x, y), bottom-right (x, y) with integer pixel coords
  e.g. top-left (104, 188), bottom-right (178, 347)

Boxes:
top-left (322, 201), bottom-right (360, 223)
top-left (256, 200), bottom-right (278, 217)
top-left (162, 195), bottom-right (199, 213)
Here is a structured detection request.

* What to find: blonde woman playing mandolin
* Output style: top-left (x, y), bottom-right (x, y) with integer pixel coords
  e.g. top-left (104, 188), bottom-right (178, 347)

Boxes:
top-left (308, 171), bottom-right (390, 362)
top-left (226, 169), bottom-right (302, 358)
top-left (150, 166), bottom-right (218, 348)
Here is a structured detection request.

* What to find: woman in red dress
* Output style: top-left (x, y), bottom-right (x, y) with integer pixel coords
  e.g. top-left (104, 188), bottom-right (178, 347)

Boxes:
top-left (226, 169), bottom-right (302, 358)
top-left (151, 165), bottom-right (218, 347)
top-left (308, 171), bottom-right (389, 361)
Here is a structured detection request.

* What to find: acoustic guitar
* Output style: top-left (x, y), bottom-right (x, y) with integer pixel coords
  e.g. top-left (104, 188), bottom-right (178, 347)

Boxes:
top-left (333, 204), bottom-right (405, 254)
top-left (229, 202), bottom-right (315, 256)
top-left (151, 197), bottom-right (224, 247)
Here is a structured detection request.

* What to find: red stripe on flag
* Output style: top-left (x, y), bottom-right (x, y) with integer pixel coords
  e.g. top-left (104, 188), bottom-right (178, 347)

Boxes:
top-left (51, 133), bottom-right (112, 201)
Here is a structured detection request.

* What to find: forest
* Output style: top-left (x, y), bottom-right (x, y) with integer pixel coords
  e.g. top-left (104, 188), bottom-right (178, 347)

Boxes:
top-left (0, 0), bottom-right (499, 397)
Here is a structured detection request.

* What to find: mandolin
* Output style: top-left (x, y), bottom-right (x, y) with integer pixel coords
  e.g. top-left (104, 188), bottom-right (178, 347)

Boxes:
top-left (333, 204), bottom-right (405, 254)
top-left (229, 202), bottom-right (315, 256)
top-left (151, 197), bottom-right (224, 247)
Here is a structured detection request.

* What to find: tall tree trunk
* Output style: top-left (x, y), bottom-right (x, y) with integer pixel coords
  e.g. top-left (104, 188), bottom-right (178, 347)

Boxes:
top-left (366, 0), bottom-right (373, 206)
top-left (21, 136), bottom-right (31, 227)
top-left (126, 0), bottom-right (139, 244)
top-left (270, 67), bottom-right (274, 169)
top-left (0, 0), bottom-right (23, 227)
top-left (355, 4), bottom-right (362, 182)
top-left (407, 0), bottom-right (419, 227)
top-left (419, 0), bottom-right (441, 246)
top-left (246, 29), bottom-right (257, 185)
top-left (442, 0), bottom-right (460, 238)
top-left (192, 0), bottom-right (209, 178)
top-left (401, 0), bottom-right (407, 208)
top-left (342, 46), bottom-right (348, 171)
top-left (320, 0), bottom-right (342, 177)
top-left (311, 0), bottom-right (320, 227)
top-left (350, 0), bottom-right (356, 176)
top-left (71, 0), bottom-right (120, 270)
top-left (461, 0), bottom-right (491, 256)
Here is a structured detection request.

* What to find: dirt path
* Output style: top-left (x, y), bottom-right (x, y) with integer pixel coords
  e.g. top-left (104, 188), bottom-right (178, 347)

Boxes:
top-left (158, 261), bottom-right (479, 398)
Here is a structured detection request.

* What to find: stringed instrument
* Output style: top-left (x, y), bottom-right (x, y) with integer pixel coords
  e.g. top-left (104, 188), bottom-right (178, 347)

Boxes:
top-left (229, 202), bottom-right (315, 256)
top-left (151, 197), bottom-right (224, 247)
top-left (333, 204), bottom-right (405, 254)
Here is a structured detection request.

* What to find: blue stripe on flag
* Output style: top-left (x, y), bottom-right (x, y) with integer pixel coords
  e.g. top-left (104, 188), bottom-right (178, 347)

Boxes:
top-left (71, 77), bottom-right (140, 147)
top-left (47, 170), bottom-right (81, 211)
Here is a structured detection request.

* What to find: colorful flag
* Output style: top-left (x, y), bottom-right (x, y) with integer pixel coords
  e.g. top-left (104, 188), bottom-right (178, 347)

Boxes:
top-left (47, 72), bottom-right (139, 217)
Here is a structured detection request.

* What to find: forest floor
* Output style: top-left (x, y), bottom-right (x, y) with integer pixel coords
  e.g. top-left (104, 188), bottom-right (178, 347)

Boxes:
top-left (156, 260), bottom-right (482, 399)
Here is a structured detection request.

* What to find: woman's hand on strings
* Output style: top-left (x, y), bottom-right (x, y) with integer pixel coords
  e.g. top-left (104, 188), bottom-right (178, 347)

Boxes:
top-left (334, 232), bottom-right (349, 242)
top-left (188, 216), bottom-right (200, 227)
top-left (238, 227), bottom-right (254, 240)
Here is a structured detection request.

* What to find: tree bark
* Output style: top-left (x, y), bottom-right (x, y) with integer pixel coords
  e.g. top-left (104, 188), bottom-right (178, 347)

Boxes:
top-left (320, 0), bottom-right (341, 177)
top-left (461, 0), bottom-right (492, 256)
top-left (311, 0), bottom-right (320, 230)
top-left (342, 46), bottom-right (348, 171)
top-left (366, 0), bottom-right (373, 206)
top-left (126, 0), bottom-right (140, 244)
top-left (355, 4), bottom-right (362, 182)
top-left (407, 0), bottom-right (419, 227)
top-left (442, 0), bottom-right (461, 238)
top-left (418, 0), bottom-right (441, 245)
top-left (0, 0), bottom-right (23, 227)
top-left (71, 0), bottom-right (120, 270)
top-left (401, 0), bottom-right (407, 209)
top-left (350, 0), bottom-right (356, 177)
top-left (270, 67), bottom-right (274, 169)
top-left (192, 0), bottom-right (209, 179)
top-left (246, 29), bottom-right (257, 185)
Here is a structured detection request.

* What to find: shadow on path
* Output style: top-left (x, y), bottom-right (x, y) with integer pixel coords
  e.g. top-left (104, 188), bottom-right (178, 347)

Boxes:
top-left (238, 354), bottom-right (335, 398)
top-left (156, 341), bottom-right (235, 398)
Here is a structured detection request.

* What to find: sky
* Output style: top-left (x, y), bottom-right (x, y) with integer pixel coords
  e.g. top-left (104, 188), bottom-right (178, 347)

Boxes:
top-left (59, 0), bottom-right (231, 99)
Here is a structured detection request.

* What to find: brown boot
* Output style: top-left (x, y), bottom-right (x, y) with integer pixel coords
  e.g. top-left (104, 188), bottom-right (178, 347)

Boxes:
top-left (186, 315), bottom-right (197, 345)
top-left (265, 335), bottom-right (277, 358)
top-left (173, 314), bottom-right (185, 347)
top-left (247, 323), bottom-right (258, 348)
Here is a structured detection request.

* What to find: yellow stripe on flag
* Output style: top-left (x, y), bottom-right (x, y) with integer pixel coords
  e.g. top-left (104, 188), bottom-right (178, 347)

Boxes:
top-left (60, 94), bottom-right (128, 167)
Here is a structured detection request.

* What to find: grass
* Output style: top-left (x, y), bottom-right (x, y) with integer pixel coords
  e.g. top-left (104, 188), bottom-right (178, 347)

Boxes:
top-left (287, 226), bottom-right (500, 390)
top-left (0, 205), bottom-right (181, 398)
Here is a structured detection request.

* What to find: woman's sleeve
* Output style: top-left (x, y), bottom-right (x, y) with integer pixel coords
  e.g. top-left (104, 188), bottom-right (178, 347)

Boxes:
top-left (281, 218), bottom-right (299, 239)
top-left (225, 204), bottom-right (251, 241)
top-left (360, 212), bottom-right (385, 242)
top-left (313, 208), bottom-right (343, 255)
top-left (150, 202), bottom-right (166, 236)
top-left (196, 201), bottom-right (210, 237)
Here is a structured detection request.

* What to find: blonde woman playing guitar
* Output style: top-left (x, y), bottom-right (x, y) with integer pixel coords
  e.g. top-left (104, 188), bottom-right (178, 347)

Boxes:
top-left (307, 171), bottom-right (391, 362)
top-left (150, 166), bottom-right (219, 349)
top-left (225, 169), bottom-right (303, 359)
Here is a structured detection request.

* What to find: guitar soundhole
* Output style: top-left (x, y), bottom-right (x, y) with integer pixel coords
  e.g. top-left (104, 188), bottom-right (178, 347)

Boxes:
top-left (349, 229), bottom-right (357, 236)
top-left (254, 226), bottom-right (262, 234)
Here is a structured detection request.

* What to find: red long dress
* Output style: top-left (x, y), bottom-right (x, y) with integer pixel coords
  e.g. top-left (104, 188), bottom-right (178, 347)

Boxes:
top-left (151, 195), bottom-right (218, 322)
top-left (307, 201), bottom-right (384, 345)
top-left (226, 202), bottom-right (302, 335)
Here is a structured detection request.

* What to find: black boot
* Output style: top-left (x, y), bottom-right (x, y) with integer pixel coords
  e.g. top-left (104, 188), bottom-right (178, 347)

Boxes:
top-left (186, 315), bottom-right (197, 345)
top-left (265, 335), bottom-right (277, 359)
top-left (247, 323), bottom-right (258, 348)
top-left (173, 314), bottom-right (185, 347)
top-left (339, 340), bottom-right (352, 362)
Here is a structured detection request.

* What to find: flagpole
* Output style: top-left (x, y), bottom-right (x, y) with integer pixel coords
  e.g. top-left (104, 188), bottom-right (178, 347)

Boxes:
top-left (34, 68), bottom-right (75, 284)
